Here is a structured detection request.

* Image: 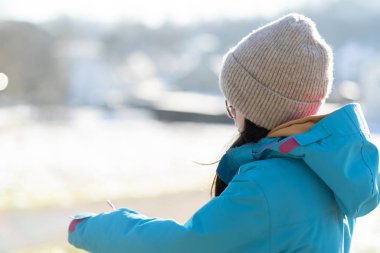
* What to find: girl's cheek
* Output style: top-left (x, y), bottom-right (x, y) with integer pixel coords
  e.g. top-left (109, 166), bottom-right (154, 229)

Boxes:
top-left (235, 113), bottom-right (245, 133)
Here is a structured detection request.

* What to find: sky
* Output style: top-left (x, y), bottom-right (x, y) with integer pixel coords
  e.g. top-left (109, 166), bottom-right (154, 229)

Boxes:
top-left (0, 0), bottom-right (338, 27)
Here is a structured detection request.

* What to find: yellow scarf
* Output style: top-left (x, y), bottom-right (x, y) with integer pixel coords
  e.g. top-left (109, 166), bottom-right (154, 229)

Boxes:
top-left (267, 114), bottom-right (328, 138)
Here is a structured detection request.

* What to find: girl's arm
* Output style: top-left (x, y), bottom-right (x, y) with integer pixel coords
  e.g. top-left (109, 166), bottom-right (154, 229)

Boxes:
top-left (68, 179), bottom-right (270, 253)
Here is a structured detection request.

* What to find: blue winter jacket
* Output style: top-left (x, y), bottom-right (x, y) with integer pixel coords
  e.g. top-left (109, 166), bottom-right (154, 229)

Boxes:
top-left (68, 103), bottom-right (379, 253)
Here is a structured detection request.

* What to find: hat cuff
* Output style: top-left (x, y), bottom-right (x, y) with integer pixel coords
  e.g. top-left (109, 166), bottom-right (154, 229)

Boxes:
top-left (219, 53), bottom-right (323, 130)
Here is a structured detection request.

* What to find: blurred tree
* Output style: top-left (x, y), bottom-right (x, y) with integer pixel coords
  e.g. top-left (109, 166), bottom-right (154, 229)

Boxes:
top-left (0, 21), bottom-right (68, 105)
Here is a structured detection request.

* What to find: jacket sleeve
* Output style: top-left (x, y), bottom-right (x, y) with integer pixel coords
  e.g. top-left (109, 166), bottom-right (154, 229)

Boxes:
top-left (68, 178), bottom-right (271, 253)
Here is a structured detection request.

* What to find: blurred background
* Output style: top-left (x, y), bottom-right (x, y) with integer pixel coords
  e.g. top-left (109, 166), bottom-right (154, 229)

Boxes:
top-left (0, 0), bottom-right (380, 252)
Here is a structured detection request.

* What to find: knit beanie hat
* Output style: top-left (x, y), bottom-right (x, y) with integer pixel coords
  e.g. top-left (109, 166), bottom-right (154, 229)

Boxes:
top-left (219, 13), bottom-right (333, 130)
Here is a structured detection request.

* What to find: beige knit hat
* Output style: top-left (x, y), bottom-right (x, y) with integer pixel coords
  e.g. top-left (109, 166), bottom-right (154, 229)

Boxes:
top-left (219, 13), bottom-right (333, 130)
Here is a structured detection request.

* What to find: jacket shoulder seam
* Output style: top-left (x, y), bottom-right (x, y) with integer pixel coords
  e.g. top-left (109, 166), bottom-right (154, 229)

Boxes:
top-left (236, 171), bottom-right (273, 253)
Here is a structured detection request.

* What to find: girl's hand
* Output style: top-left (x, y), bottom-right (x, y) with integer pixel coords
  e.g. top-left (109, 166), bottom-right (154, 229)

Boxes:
top-left (68, 200), bottom-right (116, 234)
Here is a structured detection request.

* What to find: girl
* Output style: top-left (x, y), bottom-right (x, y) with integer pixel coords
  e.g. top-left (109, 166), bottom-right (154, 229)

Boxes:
top-left (68, 13), bottom-right (379, 253)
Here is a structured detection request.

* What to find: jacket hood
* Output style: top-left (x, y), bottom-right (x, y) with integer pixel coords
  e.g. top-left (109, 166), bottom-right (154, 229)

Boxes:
top-left (217, 103), bottom-right (379, 217)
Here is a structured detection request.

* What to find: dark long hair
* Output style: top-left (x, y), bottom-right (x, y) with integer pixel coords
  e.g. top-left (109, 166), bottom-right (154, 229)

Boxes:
top-left (211, 119), bottom-right (270, 197)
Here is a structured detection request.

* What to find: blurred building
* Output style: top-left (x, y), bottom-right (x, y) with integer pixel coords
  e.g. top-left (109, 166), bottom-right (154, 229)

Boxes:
top-left (55, 39), bottom-right (127, 108)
